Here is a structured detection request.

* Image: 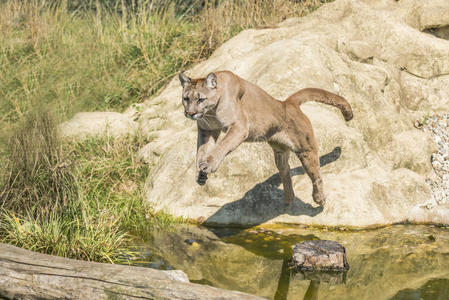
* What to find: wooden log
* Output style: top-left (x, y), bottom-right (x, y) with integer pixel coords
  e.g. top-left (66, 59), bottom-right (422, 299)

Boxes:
top-left (290, 240), bottom-right (349, 272)
top-left (0, 243), bottom-right (265, 300)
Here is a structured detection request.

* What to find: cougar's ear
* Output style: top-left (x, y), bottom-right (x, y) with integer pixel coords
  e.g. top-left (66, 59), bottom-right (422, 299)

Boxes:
top-left (179, 72), bottom-right (191, 88)
top-left (205, 72), bottom-right (217, 89)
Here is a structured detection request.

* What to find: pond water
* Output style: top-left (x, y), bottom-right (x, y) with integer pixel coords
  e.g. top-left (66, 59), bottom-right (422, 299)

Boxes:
top-left (123, 224), bottom-right (449, 300)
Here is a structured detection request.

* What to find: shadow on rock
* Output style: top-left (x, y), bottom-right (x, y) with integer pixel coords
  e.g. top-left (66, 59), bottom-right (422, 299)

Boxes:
top-left (205, 147), bottom-right (342, 226)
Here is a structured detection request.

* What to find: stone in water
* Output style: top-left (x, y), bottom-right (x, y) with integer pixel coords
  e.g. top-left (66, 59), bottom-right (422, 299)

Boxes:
top-left (291, 240), bottom-right (349, 271)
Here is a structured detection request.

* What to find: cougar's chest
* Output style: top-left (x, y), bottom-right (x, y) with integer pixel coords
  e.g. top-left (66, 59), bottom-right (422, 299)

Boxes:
top-left (197, 115), bottom-right (222, 131)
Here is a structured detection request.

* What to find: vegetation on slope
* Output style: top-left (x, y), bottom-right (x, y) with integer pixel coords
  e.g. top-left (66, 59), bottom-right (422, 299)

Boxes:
top-left (0, 0), bottom-right (332, 262)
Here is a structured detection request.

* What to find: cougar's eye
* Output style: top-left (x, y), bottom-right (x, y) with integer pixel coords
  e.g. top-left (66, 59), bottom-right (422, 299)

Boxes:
top-left (183, 97), bottom-right (189, 102)
top-left (197, 98), bottom-right (206, 103)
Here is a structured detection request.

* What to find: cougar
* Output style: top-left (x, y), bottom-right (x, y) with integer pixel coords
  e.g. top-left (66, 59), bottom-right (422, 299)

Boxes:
top-left (179, 70), bottom-right (353, 206)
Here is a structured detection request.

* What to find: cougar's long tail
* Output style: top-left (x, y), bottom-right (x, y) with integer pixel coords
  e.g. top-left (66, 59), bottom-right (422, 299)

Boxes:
top-left (285, 88), bottom-right (353, 121)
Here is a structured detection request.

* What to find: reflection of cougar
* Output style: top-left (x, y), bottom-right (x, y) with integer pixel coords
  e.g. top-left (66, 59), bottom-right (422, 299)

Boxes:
top-left (179, 71), bottom-right (353, 206)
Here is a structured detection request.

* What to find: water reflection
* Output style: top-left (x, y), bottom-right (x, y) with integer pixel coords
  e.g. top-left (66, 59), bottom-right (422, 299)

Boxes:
top-left (213, 228), bottom-right (351, 300)
top-left (391, 279), bottom-right (449, 300)
top-left (303, 281), bottom-right (319, 300)
top-left (274, 259), bottom-right (292, 300)
top-left (125, 225), bottom-right (449, 300)
top-left (213, 228), bottom-right (321, 299)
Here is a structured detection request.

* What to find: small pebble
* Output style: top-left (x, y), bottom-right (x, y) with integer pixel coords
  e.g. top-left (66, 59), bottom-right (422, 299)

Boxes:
top-left (184, 238), bottom-right (196, 245)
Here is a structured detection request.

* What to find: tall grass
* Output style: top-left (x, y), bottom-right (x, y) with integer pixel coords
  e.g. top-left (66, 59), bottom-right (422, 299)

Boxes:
top-left (1, 110), bottom-right (76, 216)
top-left (0, 0), bottom-right (204, 125)
top-left (0, 0), bottom-right (332, 262)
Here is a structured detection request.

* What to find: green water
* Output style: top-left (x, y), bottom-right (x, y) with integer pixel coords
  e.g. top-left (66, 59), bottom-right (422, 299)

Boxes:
top-left (125, 225), bottom-right (449, 300)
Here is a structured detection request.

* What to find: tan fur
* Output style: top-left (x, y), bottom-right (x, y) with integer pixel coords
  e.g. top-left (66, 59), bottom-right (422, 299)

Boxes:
top-left (179, 70), bottom-right (353, 206)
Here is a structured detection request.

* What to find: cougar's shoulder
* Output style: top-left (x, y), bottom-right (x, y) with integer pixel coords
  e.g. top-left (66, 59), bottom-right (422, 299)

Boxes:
top-left (215, 71), bottom-right (246, 100)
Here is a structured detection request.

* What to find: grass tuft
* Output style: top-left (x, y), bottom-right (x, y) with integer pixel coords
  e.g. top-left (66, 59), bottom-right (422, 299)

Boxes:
top-left (1, 110), bottom-right (77, 217)
top-left (1, 211), bottom-right (128, 262)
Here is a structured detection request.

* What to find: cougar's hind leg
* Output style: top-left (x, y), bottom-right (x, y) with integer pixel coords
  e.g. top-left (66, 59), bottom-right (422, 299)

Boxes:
top-left (295, 149), bottom-right (325, 206)
top-left (288, 116), bottom-right (326, 206)
top-left (294, 141), bottom-right (326, 206)
top-left (270, 143), bottom-right (294, 205)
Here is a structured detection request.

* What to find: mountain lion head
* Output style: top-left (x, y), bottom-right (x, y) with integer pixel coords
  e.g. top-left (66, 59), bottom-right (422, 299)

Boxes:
top-left (179, 72), bottom-right (219, 120)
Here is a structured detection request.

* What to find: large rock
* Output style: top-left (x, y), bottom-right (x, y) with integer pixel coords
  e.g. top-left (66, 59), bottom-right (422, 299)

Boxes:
top-left (133, 0), bottom-right (449, 226)
top-left (59, 112), bottom-right (137, 138)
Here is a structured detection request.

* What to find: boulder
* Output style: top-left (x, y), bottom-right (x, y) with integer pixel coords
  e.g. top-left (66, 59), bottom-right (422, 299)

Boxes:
top-left (59, 112), bottom-right (137, 139)
top-left (409, 202), bottom-right (449, 224)
top-left (135, 0), bottom-right (449, 226)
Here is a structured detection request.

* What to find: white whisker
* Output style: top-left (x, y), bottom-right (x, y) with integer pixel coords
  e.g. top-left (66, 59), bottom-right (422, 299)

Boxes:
top-left (201, 118), bottom-right (213, 127)
top-left (203, 114), bottom-right (217, 118)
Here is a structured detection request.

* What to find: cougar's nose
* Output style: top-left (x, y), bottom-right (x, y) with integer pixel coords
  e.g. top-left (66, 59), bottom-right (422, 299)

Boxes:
top-left (185, 111), bottom-right (195, 117)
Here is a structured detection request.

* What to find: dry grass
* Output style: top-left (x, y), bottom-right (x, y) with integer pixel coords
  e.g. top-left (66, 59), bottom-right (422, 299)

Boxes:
top-left (201, 0), bottom-right (331, 56)
top-left (0, 110), bottom-right (76, 216)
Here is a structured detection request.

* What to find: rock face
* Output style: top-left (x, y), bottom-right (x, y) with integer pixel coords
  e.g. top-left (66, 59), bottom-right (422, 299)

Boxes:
top-left (63, 0), bottom-right (449, 226)
top-left (0, 243), bottom-right (264, 300)
top-left (291, 240), bottom-right (349, 271)
top-left (59, 112), bottom-right (137, 138)
top-left (134, 0), bottom-right (449, 226)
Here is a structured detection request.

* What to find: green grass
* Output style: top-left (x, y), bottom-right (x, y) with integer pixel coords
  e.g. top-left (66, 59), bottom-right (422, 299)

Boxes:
top-left (0, 111), bottom-right (182, 262)
top-left (1, 212), bottom-right (129, 263)
top-left (0, 0), bottom-right (332, 263)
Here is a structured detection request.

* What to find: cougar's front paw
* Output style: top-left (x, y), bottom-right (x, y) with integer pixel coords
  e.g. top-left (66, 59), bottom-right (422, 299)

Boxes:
top-left (196, 171), bottom-right (208, 186)
top-left (199, 154), bottom-right (221, 174)
top-left (312, 191), bottom-right (326, 206)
